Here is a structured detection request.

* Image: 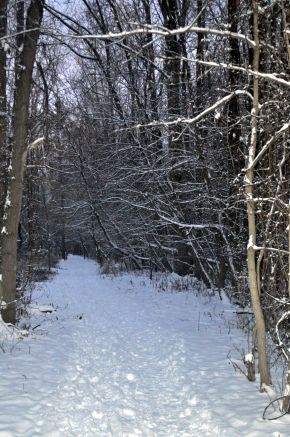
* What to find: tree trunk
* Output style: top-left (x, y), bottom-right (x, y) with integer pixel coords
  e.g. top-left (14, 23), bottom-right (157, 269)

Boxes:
top-left (0, 0), bottom-right (44, 323)
top-left (282, 203), bottom-right (290, 412)
top-left (245, 0), bottom-right (271, 388)
top-left (0, 0), bottom-right (7, 212)
top-left (60, 192), bottom-right (66, 260)
top-left (227, 0), bottom-right (241, 174)
top-left (0, 0), bottom-right (7, 310)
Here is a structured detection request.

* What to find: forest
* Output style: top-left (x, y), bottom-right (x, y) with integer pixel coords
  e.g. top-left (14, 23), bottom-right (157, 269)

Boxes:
top-left (0, 0), bottom-right (290, 419)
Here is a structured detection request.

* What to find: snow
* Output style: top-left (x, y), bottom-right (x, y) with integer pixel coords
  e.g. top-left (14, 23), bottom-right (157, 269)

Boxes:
top-left (245, 353), bottom-right (254, 364)
top-left (0, 300), bottom-right (7, 309)
top-left (30, 305), bottom-right (55, 314)
top-left (247, 234), bottom-right (254, 250)
top-left (0, 255), bottom-right (289, 436)
top-left (4, 196), bottom-right (11, 208)
top-left (0, 315), bottom-right (26, 347)
top-left (0, 41), bottom-right (9, 52)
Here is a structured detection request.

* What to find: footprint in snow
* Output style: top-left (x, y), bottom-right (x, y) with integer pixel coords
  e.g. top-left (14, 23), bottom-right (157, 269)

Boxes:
top-left (187, 397), bottom-right (197, 406)
top-left (127, 430), bottom-right (142, 437)
top-left (126, 373), bottom-right (136, 382)
top-left (179, 408), bottom-right (192, 418)
top-left (91, 411), bottom-right (104, 420)
top-left (89, 376), bottom-right (99, 383)
top-left (119, 408), bottom-right (136, 418)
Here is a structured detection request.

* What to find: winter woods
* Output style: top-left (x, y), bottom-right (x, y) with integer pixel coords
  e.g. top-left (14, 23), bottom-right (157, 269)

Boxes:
top-left (0, 0), bottom-right (289, 402)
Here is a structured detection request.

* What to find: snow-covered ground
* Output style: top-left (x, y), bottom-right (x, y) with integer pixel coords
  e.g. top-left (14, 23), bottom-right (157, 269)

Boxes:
top-left (0, 255), bottom-right (289, 436)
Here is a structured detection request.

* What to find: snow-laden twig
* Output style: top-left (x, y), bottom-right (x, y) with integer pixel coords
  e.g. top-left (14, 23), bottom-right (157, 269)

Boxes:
top-left (194, 59), bottom-right (290, 89)
top-left (158, 214), bottom-right (223, 230)
top-left (27, 137), bottom-right (45, 151)
top-left (249, 122), bottom-right (290, 169)
top-left (48, 23), bottom-right (256, 47)
top-left (0, 28), bottom-right (41, 42)
top-left (131, 90), bottom-right (252, 130)
top-left (247, 242), bottom-right (289, 255)
top-left (275, 310), bottom-right (290, 360)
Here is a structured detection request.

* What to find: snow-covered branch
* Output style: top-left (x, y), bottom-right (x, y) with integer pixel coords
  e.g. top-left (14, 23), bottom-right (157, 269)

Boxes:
top-left (249, 122), bottom-right (290, 169)
top-left (132, 90), bottom-right (252, 129)
top-left (247, 240), bottom-right (289, 255)
top-left (276, 311), bottom-right (290, 360)
top-left (49, 23), bottom-right (256, 48)
top-left (0, 28), bottom-right (41, 42)
top-left (158, 214), bottom-right (223, 230)
top-left (27, 136), bottom-right (45, 151)
top-left (195, 60), bottom-right (290, 89)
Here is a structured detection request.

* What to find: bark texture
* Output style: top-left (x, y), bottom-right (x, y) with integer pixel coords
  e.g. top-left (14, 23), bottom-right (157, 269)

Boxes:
top-left (245, 0), bottom-right (271, 388)
top-left (0, 0), bottom-right (7, 313)
top-left (0, 0), bottom-right (44, 323)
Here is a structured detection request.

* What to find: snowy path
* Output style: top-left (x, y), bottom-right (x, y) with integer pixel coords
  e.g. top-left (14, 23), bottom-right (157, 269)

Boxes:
top-left (0, 256), bottom-right (289, 436)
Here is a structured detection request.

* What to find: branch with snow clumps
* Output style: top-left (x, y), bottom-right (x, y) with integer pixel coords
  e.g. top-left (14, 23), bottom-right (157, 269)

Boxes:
top-left (131, 90), bottom-right (252, 130)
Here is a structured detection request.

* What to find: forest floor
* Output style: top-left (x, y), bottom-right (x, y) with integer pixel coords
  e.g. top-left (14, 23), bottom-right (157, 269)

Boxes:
top-left (0, 255), bottom-right (289, 436)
